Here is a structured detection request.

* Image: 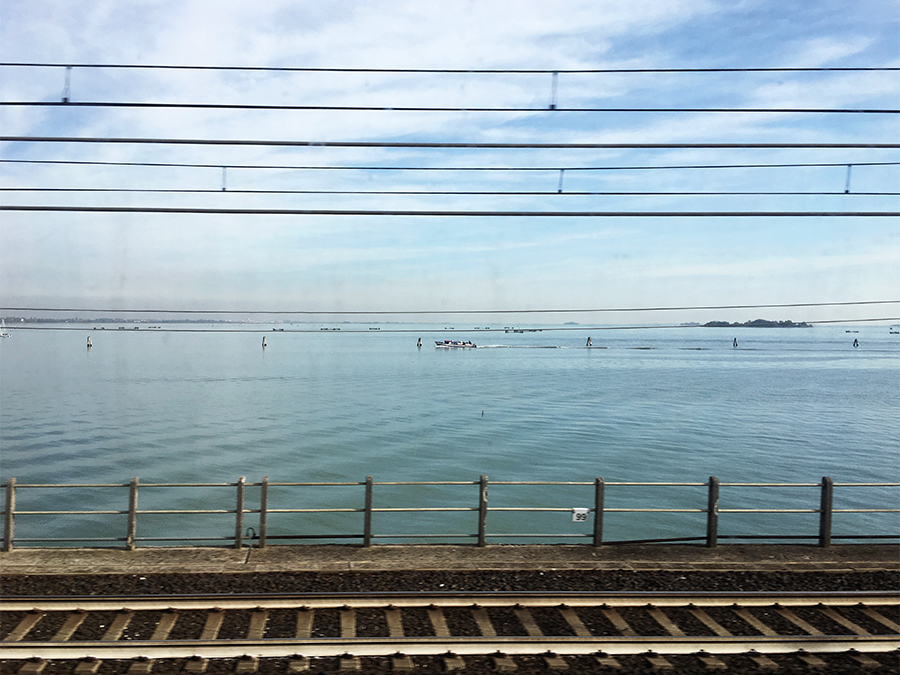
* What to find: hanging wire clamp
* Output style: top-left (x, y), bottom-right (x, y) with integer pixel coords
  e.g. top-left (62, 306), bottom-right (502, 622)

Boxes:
top-left (549, 71), bottom-right (559, 109)
top-left (61, 65), bottom-right (72, 103)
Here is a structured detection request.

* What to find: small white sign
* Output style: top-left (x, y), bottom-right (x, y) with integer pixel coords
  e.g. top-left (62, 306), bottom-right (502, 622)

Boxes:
top-left (571, 508), bottom-right (589, 523)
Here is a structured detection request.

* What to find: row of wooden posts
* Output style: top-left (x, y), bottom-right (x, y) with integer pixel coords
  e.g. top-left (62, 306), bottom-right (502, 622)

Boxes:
top-left (1, 475), bottom-right (867, 552)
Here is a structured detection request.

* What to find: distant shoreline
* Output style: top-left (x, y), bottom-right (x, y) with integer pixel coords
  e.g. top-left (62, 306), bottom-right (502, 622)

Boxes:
top-left (703, 319), bottom-right (812, 328)
top-left (1, 317), bottom-right (828, 329)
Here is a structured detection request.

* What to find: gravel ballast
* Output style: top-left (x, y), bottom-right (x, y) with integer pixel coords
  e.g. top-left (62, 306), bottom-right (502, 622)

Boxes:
top-left (2, 568), bottom-right (898, 595)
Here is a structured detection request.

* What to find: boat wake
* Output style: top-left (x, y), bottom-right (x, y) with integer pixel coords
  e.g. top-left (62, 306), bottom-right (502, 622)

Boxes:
top-left (477, 344), bottom-right (562, 349)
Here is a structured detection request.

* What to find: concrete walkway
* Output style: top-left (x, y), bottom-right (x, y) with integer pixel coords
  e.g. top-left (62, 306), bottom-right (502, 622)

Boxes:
top-left (2, 544), bottom-right (897, 575)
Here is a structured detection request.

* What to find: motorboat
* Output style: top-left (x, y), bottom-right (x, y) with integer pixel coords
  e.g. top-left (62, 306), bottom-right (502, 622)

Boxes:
top-left (435, 339), bottom-right (476, 348)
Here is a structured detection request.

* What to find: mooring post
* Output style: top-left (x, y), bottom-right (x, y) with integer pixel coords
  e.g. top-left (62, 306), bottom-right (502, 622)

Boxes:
top-left (258, 476), bottom-right (268, 549)
top-left (818, 476), bottom-right (834, 548)
top-left (363, 475), bottom-right (373, 547)
top-left (3, 477), bottom-right (15, 552)
top-left (592, 477), bottom-right (605, 546)
top-left (126, 477), bottom-right (139, 551)
top-left (234, 476), bottom-right (246, 549)
top-left (478, 474), bottom-right (489, 547)
top-left (706, 476), bottom-right (719, 548)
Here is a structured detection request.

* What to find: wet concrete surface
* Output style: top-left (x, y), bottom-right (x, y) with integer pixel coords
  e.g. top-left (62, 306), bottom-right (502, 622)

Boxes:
top-left (1, 543), bottom-right (897, 576)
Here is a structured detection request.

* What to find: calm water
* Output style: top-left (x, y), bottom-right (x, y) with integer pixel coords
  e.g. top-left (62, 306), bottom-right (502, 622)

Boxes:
top-left (1, 324), bottom-right (898, 545)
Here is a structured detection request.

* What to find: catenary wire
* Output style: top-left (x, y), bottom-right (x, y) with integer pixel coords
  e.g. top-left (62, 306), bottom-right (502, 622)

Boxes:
top-left (3, 159), bottom-right (897, 172)
top-left (3, 188), bottom-right (898, 196)
top-left (2, 205), bottom-right (897, 217)
top-left (2, 63), bottom-right (898, 73)
top-left (3, 136), bottom-right (898, 149)
top-left (4, 101), bottom-right (896, 114)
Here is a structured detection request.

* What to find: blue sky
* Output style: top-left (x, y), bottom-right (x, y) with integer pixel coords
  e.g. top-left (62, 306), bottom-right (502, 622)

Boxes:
top-left (0, 0), bottom-right (897, 324)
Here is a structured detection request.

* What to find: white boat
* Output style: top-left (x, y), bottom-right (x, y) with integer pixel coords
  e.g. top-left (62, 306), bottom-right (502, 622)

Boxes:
top-left (435, 339), bottom-right (476, 348)
top-left (0, 320), bottom-right (9, 338)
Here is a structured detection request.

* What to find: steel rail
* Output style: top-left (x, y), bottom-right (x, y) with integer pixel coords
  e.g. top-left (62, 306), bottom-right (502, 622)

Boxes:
top-left (2, 635), bottom-right (897, 659)
top-left (3, 590), bottom-right (896, 611)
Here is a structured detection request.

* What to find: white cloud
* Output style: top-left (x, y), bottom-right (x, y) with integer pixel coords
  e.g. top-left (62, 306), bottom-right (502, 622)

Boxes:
top-left (787, 36), bottom-right (876, 67)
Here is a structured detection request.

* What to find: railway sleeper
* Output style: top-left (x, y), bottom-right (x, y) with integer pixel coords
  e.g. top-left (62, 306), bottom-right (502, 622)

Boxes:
top-left (441, 651), bottom-right (465, 670)
top-left (338, 652), bottom-right (359, 670)
top-left (491, 650), bottom-right (517, 671)
top-left (8, 651), bottom-right (900, 673)
top-left (643, 650), bottom-right (674, 670)
top-left (390, 652), bottom-right (414, 671)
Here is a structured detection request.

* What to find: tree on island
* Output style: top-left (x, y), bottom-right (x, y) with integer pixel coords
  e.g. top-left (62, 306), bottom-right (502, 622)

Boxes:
top-left (703, 319), bottom-right (811, 328)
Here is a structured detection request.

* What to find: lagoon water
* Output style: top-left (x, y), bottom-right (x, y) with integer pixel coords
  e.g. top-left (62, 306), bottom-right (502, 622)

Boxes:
top-left (1, 323), bottom-right (898, 545)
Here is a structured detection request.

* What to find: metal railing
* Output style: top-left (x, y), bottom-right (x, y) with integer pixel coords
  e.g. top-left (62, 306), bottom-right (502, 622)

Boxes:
top-left (1, 475), bottom-right (898, 551)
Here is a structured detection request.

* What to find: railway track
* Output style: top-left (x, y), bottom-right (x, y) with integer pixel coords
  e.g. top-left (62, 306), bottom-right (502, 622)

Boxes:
top-left (1, 591), bottom-right (898, 672)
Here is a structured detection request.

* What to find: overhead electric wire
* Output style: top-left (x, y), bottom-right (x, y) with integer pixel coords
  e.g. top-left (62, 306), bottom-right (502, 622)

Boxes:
top-left (3, 205), bottom-right (896, 217)
top-left (4, 187), bottom-right (898, 197)
top-left (4, 136), bottom-right (897, 149)
top-left (4, 101), bottom-right (896, 114)
top-left (2, 63), bottom-right (895, 332)
top-left (2, 63), bottom-right (898, 74)
top-left (4, 300), bottom-right (895, 315)
top-left (3, 159), bottom-right (898, 172)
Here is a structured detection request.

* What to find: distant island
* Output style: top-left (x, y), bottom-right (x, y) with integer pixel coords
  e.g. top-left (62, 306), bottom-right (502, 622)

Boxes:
top-left (703, 319), bottom-right (812, 328)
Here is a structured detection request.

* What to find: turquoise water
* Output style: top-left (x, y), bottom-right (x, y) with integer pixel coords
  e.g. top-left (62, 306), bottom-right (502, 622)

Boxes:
top-left (1, 324), bottom-right (898, 545)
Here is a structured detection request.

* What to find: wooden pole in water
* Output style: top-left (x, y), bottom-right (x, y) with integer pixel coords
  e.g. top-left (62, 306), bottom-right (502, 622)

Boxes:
top-left (477, 475), bottom-right (489, 547)
top-left (818, 476), bottom-right (833, 548)
top-left (234, 476), bottom-right (246, 549)
top-left (126, 477), bottom-right (138, 551)
top-left (259, 476), bottom-right (268, 548)
top-left (363, 475), bottom-right (373, 547)
top-left (593, 477), bottom-right (604, 546)
top-left (3, 477), bottom-right (15, 552)
top-left (706, 476), bottom-right (719, 548)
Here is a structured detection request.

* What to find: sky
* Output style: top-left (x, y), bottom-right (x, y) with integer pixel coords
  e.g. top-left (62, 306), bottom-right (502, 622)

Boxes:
top-left (0, 0), bottom-right (898, 325)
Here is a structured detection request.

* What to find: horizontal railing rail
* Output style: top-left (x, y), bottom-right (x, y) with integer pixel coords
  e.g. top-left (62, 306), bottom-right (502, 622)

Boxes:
top-left (1, 475), bottom-right (898, 551)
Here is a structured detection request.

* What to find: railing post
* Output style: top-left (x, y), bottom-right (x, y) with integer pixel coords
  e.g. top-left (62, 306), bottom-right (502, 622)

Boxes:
top-left (126, 477), bottom-right (139, 551)
top-left (259, 476), bottom-right (268, 549)
top-left (819, 476), bottom-right (833, 548)
top-left (234, 476), bottom-right (246, 549)
top-left (706, 476), bottom-right (719, 548)
top-left (593, 477), bottom-right (604, 547)
top-left (477, 474), bottom-right (488, 547)
top-left (363, 475), bottom-right (373, 547)
top-left (3, 477), bottom-right (15, 552)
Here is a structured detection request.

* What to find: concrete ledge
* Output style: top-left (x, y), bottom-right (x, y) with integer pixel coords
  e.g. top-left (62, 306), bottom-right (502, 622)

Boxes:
top-left (1, 544), bottom-right (897, 576)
